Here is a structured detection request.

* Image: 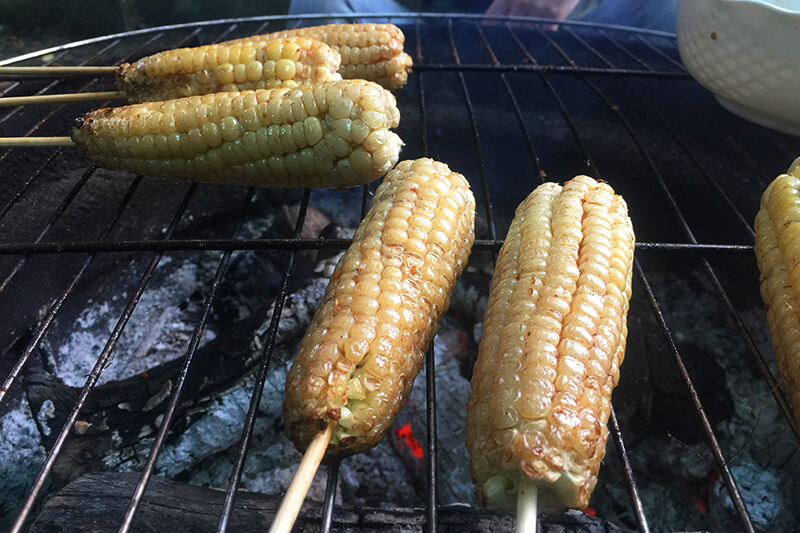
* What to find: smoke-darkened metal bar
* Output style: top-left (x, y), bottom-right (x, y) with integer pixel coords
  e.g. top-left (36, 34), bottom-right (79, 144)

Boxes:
top-left (9, 182), bottom-right (198, 533)
top-left (634, 259), bottom-right (755, 533)
top-left (119, 187), bottom-right (255, 533)
top-left (217, 189), bottom-right (312, 532)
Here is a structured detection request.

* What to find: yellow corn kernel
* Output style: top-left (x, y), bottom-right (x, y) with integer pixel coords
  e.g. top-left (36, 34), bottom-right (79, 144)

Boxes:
top-left (72, 79), bottom-right (402, 189)
top-left (116, 37), bottom-right (342, 102)
top-left (284, 158), bottom-right (476, 459)
top-left (466, 176), bottom-right (635, 513)
top-left (221, 23), bottom-right (413, 90)
top-left (754, 157), bottom-right (800, 430)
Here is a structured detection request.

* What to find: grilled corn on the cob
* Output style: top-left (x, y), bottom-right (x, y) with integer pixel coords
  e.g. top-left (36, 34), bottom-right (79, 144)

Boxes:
top-left (284, 158), bottom-right (476, 459)
top-left (117, 37), bottom-right (342, 103)
top-left (71, 79), bottom-right (402, 189)
top-left (224, 23), bottom-right (413, 90)
top-left (466, 175), bottom-right (635, 512)
top-left (754, 157), bottom-right (800, 428)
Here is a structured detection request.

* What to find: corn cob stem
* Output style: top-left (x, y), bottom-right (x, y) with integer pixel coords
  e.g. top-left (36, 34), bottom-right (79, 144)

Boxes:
top-left (0, 136), bottom-right (74, 147)
top-left (0, 91), bottom-right (126, 107)
top-left (268, 420), bottom-right (336, 533)
top-left (517, 478), bottom-right (538, 533)
top-left (0, 66), bottom-right (117, 77)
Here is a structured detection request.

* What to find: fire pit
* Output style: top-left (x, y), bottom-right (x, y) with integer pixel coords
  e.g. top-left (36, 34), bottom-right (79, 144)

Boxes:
top-left (1, 13), bottom-right (798, 533)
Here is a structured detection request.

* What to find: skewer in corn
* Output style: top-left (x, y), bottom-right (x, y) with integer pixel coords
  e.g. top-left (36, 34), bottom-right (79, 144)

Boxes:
top-left (0, 37), bottom-right (341, 107)
top-left (271, 158), bottom-right (476, 532)
top-left (754, 156), bottom-right (800, 429)
top-left (465, 176), bottom-right (635, 532)
top-left (0, 23), bottom-right (413, 107)
top-left (0, 79), bottom-right (403, 189)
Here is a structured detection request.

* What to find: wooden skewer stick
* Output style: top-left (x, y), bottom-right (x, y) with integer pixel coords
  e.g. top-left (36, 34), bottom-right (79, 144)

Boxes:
top-left (516, 477), bottom-right (538, 533)
top-left (0, 66), bottom-right (117, 77)
top-left (268, 420), bottom-right (336, 533)
top-left (0, 137), bottom-right (74, 147)
top-left (0, 91), bottom-right (127, 108)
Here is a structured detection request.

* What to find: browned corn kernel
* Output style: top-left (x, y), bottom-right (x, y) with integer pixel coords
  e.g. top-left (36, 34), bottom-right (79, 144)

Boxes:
top-left (283, 158), bottom-right (476, 459)
top-left (223, 23), bottom-right (413, 90)
top-left (71, 79), bottom-right (402, 189)
top-left (116, 37), bottom-right (342, 102)
top-left (754, 157), bottom-right (800, 428)
top-left (465, 175), bottom-right (635, 512)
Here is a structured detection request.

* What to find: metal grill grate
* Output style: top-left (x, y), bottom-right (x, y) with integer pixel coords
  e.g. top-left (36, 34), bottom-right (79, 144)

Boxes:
top-left (1, 13), bottom-right (799, 533)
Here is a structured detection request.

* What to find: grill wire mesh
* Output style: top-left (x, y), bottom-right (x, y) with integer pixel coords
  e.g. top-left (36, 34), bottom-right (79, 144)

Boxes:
top-left (0, 12), bottom-right (799, 533)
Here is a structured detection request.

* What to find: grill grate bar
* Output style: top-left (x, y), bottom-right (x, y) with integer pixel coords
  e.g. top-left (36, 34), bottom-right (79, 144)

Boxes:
top-left (119, 187), bottom-right (255, 533)
top-left (0, 174), bottom-right (143, 404)
top-left (554, 27), bottom-right (800, 440)
top-left (425, 344), bottom-right (439, 533)
top-left (9, 182), bottom-right (198, 533)
top-left (0, 39), bottom-right (122, 130)
top-left (0, 30), bottom-right (180, 228)
top-left (318, 182), bottom-right (374, 531)
top-left (217, 189), bottom-right (312, 532)
top-left (562, 26), bottom-right (756, 238)
top-left (608, 406), bottom-right (650, 533)
top-left (634, 259), bottom-right (756, 533)
top-left (598, 31), bottom-right (773, 187)
top-left (0, 165), bottom-right (97, 295)
top-left (415, 19), bottom-right (440, 532)
top-left (0, 149), bottom-right (62, 221)
top-left (414, 63), bottom-right (689, 78)
top-left (0, 238), bottom-right (757, 255)
top-left (320, 461), bottom-right (340, 533)
top-left (448, 19), bottom-right (497, 240)
top-left (536, 27), bottom-right (760, 526)
top-left (474, 24), bottom-right (543, 181)
top-left (0, 50), bottom-right (72, 96)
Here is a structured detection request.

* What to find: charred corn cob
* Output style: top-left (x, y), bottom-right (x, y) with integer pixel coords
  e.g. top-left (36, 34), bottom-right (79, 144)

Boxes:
top-left (284, 158), bottom-right (476, 459)
top-left (466, 175), bottom-right (635, 512)
top-left (71, 79), bottom-right (402, 189)
top-left (117, 37), bottom-right (341, 103)
top-left (754, 156), bottom-right (800, 428)
top-left (224, 23), bottom-right (413, 90)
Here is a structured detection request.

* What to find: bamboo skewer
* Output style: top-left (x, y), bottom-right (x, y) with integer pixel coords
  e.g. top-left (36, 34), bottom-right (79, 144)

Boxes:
top-left (0, 66), bottom-right (117, 77)
top-left (0, 137), bottom-right (74, 147)
top-left (516, 477), bottom-right (538, 533)
top-left (268, 420), bottom-right (336, 533)
top-left (0, 91), bottom-right (126, 108)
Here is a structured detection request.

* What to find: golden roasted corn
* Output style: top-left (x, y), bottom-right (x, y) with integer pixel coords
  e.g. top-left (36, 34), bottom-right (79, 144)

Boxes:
top-left (754, 156), bottom-right (800, 428)
top-left (283, 158), bottom-right (476, 459)
top-left (224, 23), bottom-right (413, 90)
top-left (466, 175), bottom-right (635, 512)
top-left (71, 79), bottom-right (402, 189)
top-left (117, 37), bottom-right (342, 102)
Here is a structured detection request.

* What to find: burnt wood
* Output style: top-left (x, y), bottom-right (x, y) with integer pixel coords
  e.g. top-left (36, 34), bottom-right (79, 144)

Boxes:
top-left (31, 472), bottom-right (631, 533)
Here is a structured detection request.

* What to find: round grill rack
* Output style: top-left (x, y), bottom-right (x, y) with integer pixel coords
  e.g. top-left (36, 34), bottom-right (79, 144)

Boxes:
top-left (1, 12), bottom-right (799, 533)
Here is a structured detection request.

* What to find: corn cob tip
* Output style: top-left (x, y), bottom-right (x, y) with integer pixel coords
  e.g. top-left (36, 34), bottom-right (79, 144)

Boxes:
top-left (789, 156), bottom-right (800, 177)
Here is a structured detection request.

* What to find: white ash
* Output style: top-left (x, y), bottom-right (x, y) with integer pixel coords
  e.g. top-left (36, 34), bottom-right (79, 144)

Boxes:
top-left (42, 255), bottom-right (218, 387)
top-left (35, 399), bottom-right (55, 437)
top-left (0, 398), bottom-right (47, 531)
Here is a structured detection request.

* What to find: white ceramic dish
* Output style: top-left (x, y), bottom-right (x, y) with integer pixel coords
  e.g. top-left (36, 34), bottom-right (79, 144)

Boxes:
top-left (676, 0), bottom-right (800, 135)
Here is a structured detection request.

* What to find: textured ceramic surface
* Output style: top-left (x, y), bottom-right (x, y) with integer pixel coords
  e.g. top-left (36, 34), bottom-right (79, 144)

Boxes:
top-left (677, 0), bottom-right (800, 135)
